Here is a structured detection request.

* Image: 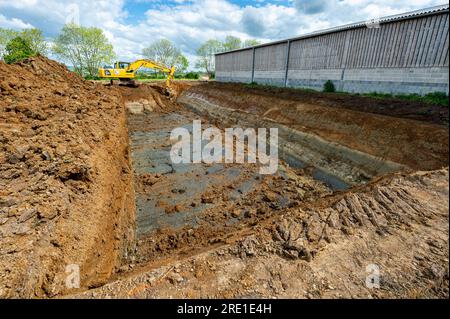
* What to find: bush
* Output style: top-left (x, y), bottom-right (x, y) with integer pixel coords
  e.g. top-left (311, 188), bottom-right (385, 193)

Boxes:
top-left (323, 80), bottom-right (335, 93)
top-left (135, 72), bottom-right (166, 79)
top-left (84, 75), bottom-right (101, 80)
top-left (184, 72), bottom-right (199, 79)
top-left (4, 36), bottom-right (35, 64)
top-left (424, 92), bottom-right (448, 106)
top-left (363, 91), bottom-right (448, 107)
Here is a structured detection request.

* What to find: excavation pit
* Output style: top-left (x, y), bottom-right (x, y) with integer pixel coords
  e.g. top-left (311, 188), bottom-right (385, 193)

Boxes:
top-left (1, 57), bottom-right (447, 298)
top-left (90, 81), bottom-right (447, 299)
top-left (129, 112), bottom-right (262, 237)
top-left (123, 82), bottom-right (448, 275)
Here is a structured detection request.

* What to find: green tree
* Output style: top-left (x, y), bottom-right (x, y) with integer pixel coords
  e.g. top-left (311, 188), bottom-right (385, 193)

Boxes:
top-left (222, 35), bottom-right (242, 51)
top-left (3, 36), bottom-right (34, 64)
top-left (174, 54), bottom-right (189, 74)
top-left (0, 28), bottom-right (19, 60)
top-left (195, 39), bottom-right (223, 76)
top-left (21, 28), bottom-right (48, 56)
top-left (142, 39), bottom-right (182, 67)
top-left (1, 28), bottom-right (48, 60)
top-left (243, 39), bottom-right (261, 48)
top-left (52, 23), bottom-right (115, 76)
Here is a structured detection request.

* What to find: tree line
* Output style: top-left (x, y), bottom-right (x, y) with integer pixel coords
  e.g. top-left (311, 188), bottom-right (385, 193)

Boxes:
top-left (0, 24), bottom-right (259, 78)
top-left (196, 36), bottom-right (260, 77)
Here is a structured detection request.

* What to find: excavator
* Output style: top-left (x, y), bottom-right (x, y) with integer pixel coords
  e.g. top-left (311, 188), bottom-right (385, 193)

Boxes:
top-left (98, 59), bottom-right (176, 93)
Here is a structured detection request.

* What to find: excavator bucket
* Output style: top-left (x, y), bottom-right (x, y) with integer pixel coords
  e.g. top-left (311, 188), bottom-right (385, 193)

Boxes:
top-left (165, 87), bottom-right (173, 98)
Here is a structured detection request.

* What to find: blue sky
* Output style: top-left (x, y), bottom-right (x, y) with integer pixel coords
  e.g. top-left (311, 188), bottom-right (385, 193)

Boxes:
top-left (0, 0), bottom-right (446, 69)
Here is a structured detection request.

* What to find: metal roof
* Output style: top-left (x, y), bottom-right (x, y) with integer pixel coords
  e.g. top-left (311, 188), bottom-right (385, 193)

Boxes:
top-left (215, 4), bottom-right (449, 56)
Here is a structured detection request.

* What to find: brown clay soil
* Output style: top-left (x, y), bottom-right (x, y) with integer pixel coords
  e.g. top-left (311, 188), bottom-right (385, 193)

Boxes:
top-left (184, 82), bottom-right (449, 171)
top-left (77, 168), bottom-right (449, 299)
top-left (0, 57), bottom-right (134, 297)
top-left (211, 82), bottom-right (449, 125)
top-left (0, 58), bottom-right (448, 299)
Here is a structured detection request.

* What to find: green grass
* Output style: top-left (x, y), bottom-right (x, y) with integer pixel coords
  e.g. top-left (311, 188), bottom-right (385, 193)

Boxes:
top-left (138, 78), bottom-right (201, 82)
top-left (243, 82), bottom-right (448, 107)
top-left (91, 78), bottom-right (202, 84)
top-left (354, 91), bottom-right (449, 107)
top-left (244, 82), bottom-right (318, 93)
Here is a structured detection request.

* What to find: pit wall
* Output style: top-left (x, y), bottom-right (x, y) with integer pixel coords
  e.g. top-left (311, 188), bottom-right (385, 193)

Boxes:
top-left (216, 9), bottom-right (449, 95)
top-left (178, 92), bottom-right (405, 187)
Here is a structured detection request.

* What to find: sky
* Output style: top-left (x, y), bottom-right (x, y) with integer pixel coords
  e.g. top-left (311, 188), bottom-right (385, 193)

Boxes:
top-left (0, 0), bottom-right (446, 70)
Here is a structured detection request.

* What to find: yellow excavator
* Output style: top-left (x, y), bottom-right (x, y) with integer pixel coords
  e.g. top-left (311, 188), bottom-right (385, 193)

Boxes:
top-left (98, 59), bottom-right (176, 89)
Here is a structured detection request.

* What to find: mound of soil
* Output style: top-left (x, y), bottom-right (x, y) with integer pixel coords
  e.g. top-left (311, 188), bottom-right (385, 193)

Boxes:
top-left (0, 56), bottom-right (134, 297)
top-left (118, 82), bottom-right (192, 114)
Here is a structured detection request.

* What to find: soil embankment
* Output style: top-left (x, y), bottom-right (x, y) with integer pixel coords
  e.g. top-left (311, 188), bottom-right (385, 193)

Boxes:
top-left (0, 57), bottom-right (135, 297)
top-left (180, 83), bottom-right (449, 173)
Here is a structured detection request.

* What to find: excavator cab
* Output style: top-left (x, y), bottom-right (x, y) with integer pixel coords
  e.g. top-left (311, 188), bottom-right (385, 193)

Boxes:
top-left (114, 62), bottom-right (131, 69)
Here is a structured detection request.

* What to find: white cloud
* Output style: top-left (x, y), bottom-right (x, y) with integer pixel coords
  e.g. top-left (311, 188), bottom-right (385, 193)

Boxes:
top-left (242, 4), bottom-right (302, 38)
top-left (292, 0), bottom-right (446, 25)
top-left (293, 0), bottom-right (328, 14)
top-left (0, 0), bottom-right (446, 70)
top-left (0, 0), bottom-right (127, 35)
top-left (0, 14), bottom-right (34, 29)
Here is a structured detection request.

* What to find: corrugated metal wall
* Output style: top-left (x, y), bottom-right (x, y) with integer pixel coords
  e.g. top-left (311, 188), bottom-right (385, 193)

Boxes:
top-left (254, 43), bottom-right (287, 71)
top-left (339, 13), bottom-right (449, 68)
top-left (215, 10), bottom-right (449, 94)
top-left (289, 32), bottom-right (346, 70)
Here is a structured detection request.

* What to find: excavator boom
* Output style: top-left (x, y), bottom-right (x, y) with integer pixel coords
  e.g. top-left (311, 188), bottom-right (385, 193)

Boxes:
top-left (126, 60), bottom-right (175, 87)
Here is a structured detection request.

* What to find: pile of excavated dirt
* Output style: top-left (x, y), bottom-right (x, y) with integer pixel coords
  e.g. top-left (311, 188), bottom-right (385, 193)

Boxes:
top-left (119, 82), bottom-right (193, 114)
top-left (0, 56), bottom-right (134, 297)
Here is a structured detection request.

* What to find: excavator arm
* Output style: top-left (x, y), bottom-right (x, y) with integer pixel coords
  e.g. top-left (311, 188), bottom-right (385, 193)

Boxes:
top-left (126, 60), bottom-right (176, 87)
